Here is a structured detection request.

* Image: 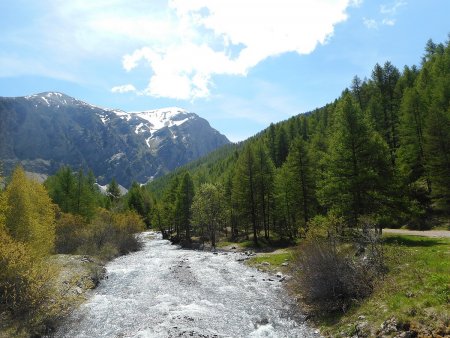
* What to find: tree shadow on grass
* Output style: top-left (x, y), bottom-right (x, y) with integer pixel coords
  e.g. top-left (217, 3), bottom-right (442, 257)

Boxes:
top-left (383, 235), bottom-right (447, 247)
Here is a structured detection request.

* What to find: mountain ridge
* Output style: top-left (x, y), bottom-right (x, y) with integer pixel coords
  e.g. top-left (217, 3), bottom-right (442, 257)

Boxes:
top-left (0, 92), bottom-right (230, 187)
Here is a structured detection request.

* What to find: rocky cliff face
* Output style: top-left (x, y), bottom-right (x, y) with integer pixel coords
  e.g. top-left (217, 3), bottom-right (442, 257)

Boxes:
top-left (0, 92), bottom-right (229, 186)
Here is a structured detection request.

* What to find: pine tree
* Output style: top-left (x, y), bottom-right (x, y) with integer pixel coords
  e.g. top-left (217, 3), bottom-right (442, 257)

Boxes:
top-left (175, 172), bottom-right (195, 242)
top-left (398, 88), bottom-right (430, 191)
top-left (45, 166), bottom-right (99, 220)
top-left (161, 176), bottom-right (180, 237)
top-left (275, 126), bottom-right (289, 167)
top-left (127, 182), bottom-right (154, 227)
top-left (319, 94), bottom-right (392, 228)
top-left (370, 62), bottom-right (401, 166)
top-left (274, 164), bottom-right (297, 239)
top-left (285, 137), bottom-right (316, 233)
top-left (232, 146), bottom-right (259, 244)
top-left (351, 75), bottom-right (364, 110)
top-left (107, 178), bottom-right (121, 203)
top-left (420, 38), bottom-right (450, 210)
top-left (424, 106), bottom-right (450, 210)
top-left (45, 166), bottom-right (76, 213)
top-left (254, 142), bottom-right (275, 239)
top-left (267, 123), bottom-right (277, 164)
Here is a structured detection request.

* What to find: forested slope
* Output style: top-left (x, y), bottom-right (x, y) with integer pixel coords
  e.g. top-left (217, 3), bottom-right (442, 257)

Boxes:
top-left (148, 37), bottom-right (450, 244)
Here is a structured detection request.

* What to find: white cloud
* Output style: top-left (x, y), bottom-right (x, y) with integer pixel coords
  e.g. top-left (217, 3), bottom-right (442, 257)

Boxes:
top-left (364, 0), bottom-right (406, 30)
top-left (350, 0), bottom-right (364, 7)
top-left (382, 18), bottom-right (396, 26)
top-left (363, 18), bottom-right (378, 29)
top-left (121, 0), bottom-right (358, 100)
top-left (380, 1), bottom-right (407, 15)
top-left (1, 0), bottom-right (358, 99)
top-left (111, 84), bottom-right (136, 93)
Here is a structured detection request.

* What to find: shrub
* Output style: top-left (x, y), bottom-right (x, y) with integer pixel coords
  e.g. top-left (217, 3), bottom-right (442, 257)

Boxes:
top-left (0, 229), bottom-right (58, 334)
top-left (294, 216), bottom-right (386, 313)
top-left (295, 239), bottom-right (374, 312)
top-left (54, 212), bottom-right (87, 254)
top-left (77, 209), bottom-right (145, 260)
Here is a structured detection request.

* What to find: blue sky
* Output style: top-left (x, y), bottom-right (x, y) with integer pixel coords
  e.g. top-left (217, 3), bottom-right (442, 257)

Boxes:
top-left (0, 1), bottom-right (448, 142)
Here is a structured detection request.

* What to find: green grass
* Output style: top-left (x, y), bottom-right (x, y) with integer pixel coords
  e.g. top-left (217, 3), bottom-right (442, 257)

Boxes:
top-left (245, 250), bottom-right (295, 273)
top-left (217, 234), bottom-right (298, 250)
top-left (247, 251), bottom-right (293, 265)
top-left (316, 234), bottom-right (450, 337)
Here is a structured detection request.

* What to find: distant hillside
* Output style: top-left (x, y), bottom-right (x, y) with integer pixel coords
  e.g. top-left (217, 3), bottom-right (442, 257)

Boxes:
top-left (0, 92), bottom-right (230, 187)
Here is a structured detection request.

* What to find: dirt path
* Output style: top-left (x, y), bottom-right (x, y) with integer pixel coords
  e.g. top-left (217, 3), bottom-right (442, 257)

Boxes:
top-left (383, 228), bottom-right (450, 238)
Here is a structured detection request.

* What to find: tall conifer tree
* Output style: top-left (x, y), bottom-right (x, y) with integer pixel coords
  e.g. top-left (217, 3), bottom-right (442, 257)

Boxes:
top-left (319, 94), bottom-right (392, 228)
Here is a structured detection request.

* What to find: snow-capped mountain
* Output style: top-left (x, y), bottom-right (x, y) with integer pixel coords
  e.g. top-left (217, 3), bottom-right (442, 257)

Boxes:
top-left (0, 92), bottom-right (230, 187)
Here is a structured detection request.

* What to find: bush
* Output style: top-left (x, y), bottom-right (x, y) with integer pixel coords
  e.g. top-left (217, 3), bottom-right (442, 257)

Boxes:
top-left (295, 239), bottom-right (374, 312)
top-left (77, 209), bottom-right (145, 260)
top-left (0, 230), bottom-right (58, 334)
top-left (54, 209), bottom-right (145, 260)
top-left (294, 216), bottom-right (386, 313)
top-left (55, 212), bottom-right (87, 254)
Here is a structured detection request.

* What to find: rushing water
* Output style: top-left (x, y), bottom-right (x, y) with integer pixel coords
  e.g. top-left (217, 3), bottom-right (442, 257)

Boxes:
top-left (55, 232), bottom-right (317, 338)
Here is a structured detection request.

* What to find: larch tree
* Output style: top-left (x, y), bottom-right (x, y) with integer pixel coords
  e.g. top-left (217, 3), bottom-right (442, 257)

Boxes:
top-left (127, 181), bottom-right (154, 227)
top-left (253, 142), bottom-right (275, 239)
top-left (232, 145), bottom-right (258, 245)
top-left (370, 62), bottom-right (401, 166)
top-left (424, 105), bottom-right (450, 209)
top-left (319, 93), bottom-right (392, 228)
top-left (422, 40), bottom-right (450, 210)
top-left (274, 164), bottom-right (297, 239)
top-left (5, 167), bottom-right (55, 257)
top-left (46, 166), bottom-right (76, 213)
top-left (284, 137), bottom-right (316, 234)
top-left (107, 178), bottom-right (121, 203)
top-left (275, 126), bottom-right (289, 167)
top-left (175, 172), bottom-right (195, 243)
top-left (191, 183), bottom-right (227, 248)
top-left (398, 88), bottom-right (430, 192)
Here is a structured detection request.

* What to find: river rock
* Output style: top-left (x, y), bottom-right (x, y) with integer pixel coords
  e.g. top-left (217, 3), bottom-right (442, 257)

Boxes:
top-left (355, 321), bottom-right (370, 337)
top-left (380, 317), bottom-right (398, 335)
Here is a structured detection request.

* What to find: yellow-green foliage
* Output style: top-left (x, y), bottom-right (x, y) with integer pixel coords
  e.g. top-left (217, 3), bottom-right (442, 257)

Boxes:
top-left (0, 229), bottom-right (57, 325)
top-left (55, 212), bottom-right (87, 254)
top-left (5, 167), bottom-right (56, 257)
top-left (0, 190), bottom-right (8, 231)
top-left (58, 209), bottom-right (145, 260)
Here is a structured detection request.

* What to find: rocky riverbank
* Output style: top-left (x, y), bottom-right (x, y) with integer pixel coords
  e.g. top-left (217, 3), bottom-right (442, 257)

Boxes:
top-left (49, 254), bottom-right (106, 300)
top-left (0, 255), bottom-right (105, 338)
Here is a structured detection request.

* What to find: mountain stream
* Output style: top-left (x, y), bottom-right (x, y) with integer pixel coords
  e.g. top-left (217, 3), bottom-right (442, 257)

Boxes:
top-left (54, 232), bottom-right (317, 338)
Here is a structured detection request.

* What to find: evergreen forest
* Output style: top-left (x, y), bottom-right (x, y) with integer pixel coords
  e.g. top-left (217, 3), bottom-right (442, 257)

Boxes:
top-left (148, 38), bottom-right (450, 246)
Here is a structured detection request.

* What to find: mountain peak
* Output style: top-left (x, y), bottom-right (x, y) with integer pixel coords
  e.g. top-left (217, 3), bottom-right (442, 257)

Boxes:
top-left (24, 92), bottom-right (78, 106)
top-left (0, 93), bottom-right (230, 187)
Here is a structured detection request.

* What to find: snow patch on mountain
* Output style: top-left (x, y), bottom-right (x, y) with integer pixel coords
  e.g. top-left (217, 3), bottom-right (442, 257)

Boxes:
top-left (112, 107), bottom-right (194, 139)
top-left (131, 107), bottom-right (192, 131)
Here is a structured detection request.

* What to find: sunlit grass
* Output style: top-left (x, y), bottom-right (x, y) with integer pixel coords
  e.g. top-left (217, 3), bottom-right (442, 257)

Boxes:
top-left (318, 234), bottom-right (450, 337)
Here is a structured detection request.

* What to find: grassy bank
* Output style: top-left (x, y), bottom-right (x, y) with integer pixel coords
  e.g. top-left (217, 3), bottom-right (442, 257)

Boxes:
top-left (240, 234), bottom-right (449, 337)
top-left (315, 234), bottom-right (449, 337)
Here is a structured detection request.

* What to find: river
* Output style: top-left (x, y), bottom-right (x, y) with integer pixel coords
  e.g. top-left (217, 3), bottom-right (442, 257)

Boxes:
top-left (54, 232), bottom-right (317, 338)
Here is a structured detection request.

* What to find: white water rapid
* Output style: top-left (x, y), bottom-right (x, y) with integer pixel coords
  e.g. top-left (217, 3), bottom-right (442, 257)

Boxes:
top-left (54, 232), bottom-right (317, 338)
